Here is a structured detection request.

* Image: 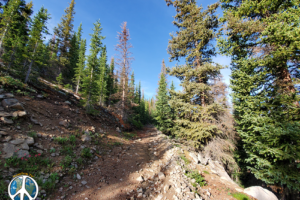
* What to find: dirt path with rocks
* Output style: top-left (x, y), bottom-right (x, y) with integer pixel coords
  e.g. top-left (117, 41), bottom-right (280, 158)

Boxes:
top-left (50, 125), bottom-right (255, 200)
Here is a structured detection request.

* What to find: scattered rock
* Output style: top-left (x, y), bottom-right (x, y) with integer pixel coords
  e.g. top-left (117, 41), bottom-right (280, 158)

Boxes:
top-left (81, 180), bottom-right (87, 185)
top-left (1, 117), bottom-right (13, 124)
top-left (0, 111), bottom-right (12, 117)
top-left (10, 139), bottom-right (25, 145)
top-left (37, 95), bottom-right (43, 98)
top-left (16, 150), bottom-right (29, 158)
top-left (81, 133), bottom-right (91, 142)
top-left (77, 174), bottom-right (81, 180)
top-left (10, 102), bottom-right (24, 111)
top-left (36, 150), bottom-right (43, 154)
top-left (2, 143), bottom-right (16, 158)
top-left (116, 127), bottom-right (121, 133)
top-left (51, 153), bottom-right (56, 157)
top-left (59, 120), bottom-right (69, 128)
top-left (0, 131), bottom-right (8, 136)
top-left (3, 136), bottom-right (12, 142)
top-left (158, 172), bottom-right (165, 180)
top-left (18, 143), bottom-right (29, 150)
top-left (136, 176), bottom-right (144, 183)
top-left (5, 93), bottom-right (14, 98)
top-left (65, 101), bottom-right (71, 105)
top-left (25, 137), bottom-right (34, 146)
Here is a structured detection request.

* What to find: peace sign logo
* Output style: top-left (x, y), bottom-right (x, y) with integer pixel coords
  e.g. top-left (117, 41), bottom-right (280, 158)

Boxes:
top-left (8, 175), bottom-right (39, 200)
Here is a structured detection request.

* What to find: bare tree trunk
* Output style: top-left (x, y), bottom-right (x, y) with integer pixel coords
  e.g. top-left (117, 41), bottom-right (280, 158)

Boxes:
top-left (75, 79), bottom-right (80, 94)
top-left (25, 42), bottom-right (38, 83)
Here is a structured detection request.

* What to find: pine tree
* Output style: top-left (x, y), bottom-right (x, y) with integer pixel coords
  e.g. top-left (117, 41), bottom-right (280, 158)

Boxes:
top-left (166, 0), bottom-right (225, 148)
top-left (69, 23), bottom-right (82, 81)
top-left (129, 70), bottom-right (135, 100)
top-left (106, 57), bottom-right (115, 105)
top-left (54, 0), bottom-right (75, 79)
top-left (219, 0), bottom-right (300, 194)
top-left (155, 70), bottom-right (172, 133)
top-left (24, 6), bottom-right (50, 83)
top-left (98, 45), bottom-right (108, 106)
top-left (74, 38), bottom-right (86, 94)
top-left (81, 19), bottom-right (105, 113)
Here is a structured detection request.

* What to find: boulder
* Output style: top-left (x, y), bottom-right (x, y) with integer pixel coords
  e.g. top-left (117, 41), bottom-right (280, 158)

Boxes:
top-left (208, 160), bottom-right (237, 186)
top-left (244, 186), bottom-right (278, 200)
top-left (18, 142), bottom-right (29, 150)
top-left (5, 93), bottom-right (14, 98)
top-left (0, 131), bottom-right (8, 136)
top-left (2, 98), bottom-right (18, 108)
top-left (10, 139), bottom-right (25, 145)
top-left (25, 137), bottom-right (34, 146)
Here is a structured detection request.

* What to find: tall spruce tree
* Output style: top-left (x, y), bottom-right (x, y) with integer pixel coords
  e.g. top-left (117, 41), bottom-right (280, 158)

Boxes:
top-left (107, 57), bottom-right (115, 105)
top-left (155, 67), bottom-right (172, 133)
top-left (74, 38), bottom-right (86, 94)
top-left (166, 0), bottom-right (225, 148)
top-left (98, 45), bottom-right (108, 106)
top-left (54, 0), bottom-right (75, 79)
top-left (81, 19), bottom-right (105, 112)
top-left (24, 6), bottom-right (50, 83)
top-left (219, 0), bottom-right (300, 194)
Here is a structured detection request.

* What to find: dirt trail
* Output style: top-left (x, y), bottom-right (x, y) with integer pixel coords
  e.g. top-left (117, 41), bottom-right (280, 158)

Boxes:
top-left (50, 126), bottom-right (254, 200)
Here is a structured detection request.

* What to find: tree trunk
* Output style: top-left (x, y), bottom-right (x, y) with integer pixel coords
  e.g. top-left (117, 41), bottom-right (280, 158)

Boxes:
top-left (25, 42), bottom-right (38, 83)
top-left (280, 68), bottom-right (299, 107)
top-left (75, 78), bottom-right (80, 94)
top-left (7, 47), bottom-right (15, 70)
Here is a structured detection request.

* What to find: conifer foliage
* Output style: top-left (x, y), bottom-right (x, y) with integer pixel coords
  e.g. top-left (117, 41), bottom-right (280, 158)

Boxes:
top-left (219, 0), bottom-right (300, 193)
top-left (165, 0), bottom-right (226, 148)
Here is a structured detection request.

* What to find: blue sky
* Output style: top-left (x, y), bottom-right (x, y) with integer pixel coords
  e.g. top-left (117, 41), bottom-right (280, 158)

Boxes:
top-left (26, 0), bottom-right (232, 100)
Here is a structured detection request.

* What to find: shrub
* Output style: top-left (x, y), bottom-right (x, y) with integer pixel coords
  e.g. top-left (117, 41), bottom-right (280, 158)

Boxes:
top-left (81, 147), bottom-right (92, 158)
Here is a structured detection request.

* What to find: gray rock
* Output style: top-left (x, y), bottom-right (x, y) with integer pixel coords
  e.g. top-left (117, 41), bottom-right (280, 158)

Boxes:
top-left (0, 111), bottom-right (12, 117)
top-left (59, 120), bottom-right (69, 128)
top-left (5, 93), bottom-right (14, 98)
top-left (197, 152), bottom-right (210, 165)
top-left (0, 131), bottom-right (8, 136)
top-left (35, 144), bottom-right (43, 149)
top-left (244, 186), bottom-right (278, 200)
top-left (30, 116), bottom-right (40, 125)
top-left (16, 150), bottom-right (29, 158)
top-left (37, 95), bottom-right (43, 98)
top-left (81, 180), bottom-right (87, 185)
top-left (158, 172), bottom-right (165, 180)
top-left (189, 152), bottom-right (199, 164)
top-left (81, 134), bottom-right (91, 142)
top-left (25, 137), bottom-right (34, 146)
top-left (16, 111), bottom-right (27, 117)
top-left (36, 150), bottom-right (43, 154)
top-left (2, 98), bottom-right (18, 108)
top-left (3, 143), bottom-right (16, 158)
top-left (1, 117), bottom-right (13, 124)
top-left (9, 102), bottom-right (24, 111)
top-left (77, 174), bottom-right (81, 180)
top-left (65, 101), bottom-right (71, 105)
top-left (19, 143), bottom-right (29, 150)
top-left (0, 107), bottom-right (4, 111)
top-left (51, 153), bottom-right (56, 157)
top-left (10, 139), bottom-right (25, 145)
top-left (3, 136), bottom-right (12, 142)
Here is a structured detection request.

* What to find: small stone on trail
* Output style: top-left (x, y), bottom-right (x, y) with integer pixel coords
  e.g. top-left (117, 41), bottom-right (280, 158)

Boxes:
top-left (81, 180), bottom-right (87, 185)
top-left (77, 174), bottom-right (81, 180)
top-left (136, 176), bottom-right (144, 183)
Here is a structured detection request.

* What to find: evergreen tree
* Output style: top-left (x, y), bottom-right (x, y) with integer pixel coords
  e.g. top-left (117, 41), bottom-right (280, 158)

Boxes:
top-left (81, 19), bottom-right (105, 112)
top-left (69, 23), bottom-right (82, 81)
top-left (129, 70), bottom-right (135, 100)
top-left (165, 0), bottom-right (225, 148)
top-left (98, 45), bottom-right (108, 106)
top-left (155, 70), bottom-right (172, 133)
top-left (74, 38), bottom-right (86, 94)
top-left (24, 6), bottom-right (50, 83)
top-left (107, 57), bottom-right (115, 105)
top-left (219, 0), bottom-right (300, 193)
top-left (53, 0), bottom-right (75, 79)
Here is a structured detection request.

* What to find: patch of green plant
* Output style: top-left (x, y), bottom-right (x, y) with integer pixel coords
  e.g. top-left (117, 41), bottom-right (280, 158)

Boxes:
top-left (81, 147), bottom-right (92, 158)
top-left (60, 155), bottom-right (72, 169)
top-left (122, 132), bottom-right (137, 140)
top-left (0, 179), bottom-right (9, 200)
top-left (76, 157), bottom-right (83, 166)
top-left (50, 148), bottom-right (55, 153)
top-left (28, 131), bottom-right (37, 138)
top-left (54, 136), bottom-right (69, 144)
top-left (113, 142), bottom-right (123, 146)
top-left (64, 84), bottom-right (72, 90)
top-left (28, 124), bottom-right (33, 130)
top-left (5, 152), bottom-right (50, 174)
top-left (69, 135), bottom-right (76, 145)
top-left (42, 92), bottom-right (49, 98)
top-left (174, 144), bottom-right (181, 148)
top-left (60, 145), bottom-right (74, 157)
top-left (180, 154), bottom-right (190, 165)
top-left (203, 170), bottom-right (210, 174)
top-left (185, 170), bottom-right (206, 187)
top-left (37, 172), bottom-right (59, 192)
top-left (229, 192), bottom-right (251, 200)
